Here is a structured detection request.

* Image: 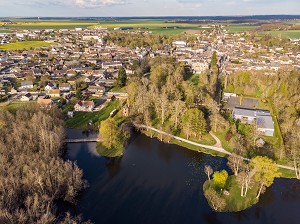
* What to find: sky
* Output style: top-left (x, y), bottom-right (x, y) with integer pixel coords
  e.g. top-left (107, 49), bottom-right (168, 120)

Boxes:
top-left (0, 0), bottom-right (299, 17)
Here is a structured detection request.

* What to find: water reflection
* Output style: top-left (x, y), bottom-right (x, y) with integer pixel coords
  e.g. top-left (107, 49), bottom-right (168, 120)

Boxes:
top-left (66, 129), bottom-right (300, 224)
top-left (106, 157), bottom-right (122, 177)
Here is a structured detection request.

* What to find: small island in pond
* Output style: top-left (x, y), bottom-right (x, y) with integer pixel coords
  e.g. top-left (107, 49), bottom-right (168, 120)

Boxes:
top-left (203, 155), bottom-right (280, 212)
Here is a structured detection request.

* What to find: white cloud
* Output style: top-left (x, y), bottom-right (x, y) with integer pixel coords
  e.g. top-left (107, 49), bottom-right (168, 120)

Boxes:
top-left (72, 0), bottom-right (129, 8)
top-left (16, 0), bottom-right (65, 7)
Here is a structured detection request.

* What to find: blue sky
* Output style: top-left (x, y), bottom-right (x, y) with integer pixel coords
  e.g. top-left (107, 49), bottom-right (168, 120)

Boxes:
top-left (0, 0), bottom-right (299, 17)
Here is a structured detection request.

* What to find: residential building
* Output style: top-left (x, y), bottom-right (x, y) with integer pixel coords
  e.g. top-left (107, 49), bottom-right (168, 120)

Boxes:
top-left (20, 81), bottom-right (33, 90)
top-left (232, 107), bottom-right (275, 136)
top-left (74, 100), bottom-right (95, 112)
top-left (20, 93), bottom-right (33, 101)
top-left (59, 83), bottom-right (71, 92)
top-left (48, 89), bottom-right (61, 98)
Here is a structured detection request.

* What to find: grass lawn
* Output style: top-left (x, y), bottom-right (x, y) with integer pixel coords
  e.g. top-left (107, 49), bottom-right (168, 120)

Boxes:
top-left (259, 30), bottom-right (300, 39)
top-left (178, 133), bottom-right (216, 146)
top-left (0, 101), bottom-right (36, 112)
top-left (203, 175), bottom-right (259, 212)
top-left (0, 41), bottom-right (52, 51)
top-left (214, 130), bottom-right (234, 152)
top-left (172, 138), bottom-right (226, 157)
top-left (109, 86), bottom-right (126, 92)
top-left (65, 100), bottom-right (120, 129)
top-left (278, 167), bottom-right (296, 179)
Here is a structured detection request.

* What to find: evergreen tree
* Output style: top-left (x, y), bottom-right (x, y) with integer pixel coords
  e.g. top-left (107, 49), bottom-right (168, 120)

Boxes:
top-left (117, 67), bottom-right (127, 87)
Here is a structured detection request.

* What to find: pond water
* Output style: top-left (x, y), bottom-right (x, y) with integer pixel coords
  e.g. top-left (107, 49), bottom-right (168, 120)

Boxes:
top-left (66, 129), bottom-right (300, 224)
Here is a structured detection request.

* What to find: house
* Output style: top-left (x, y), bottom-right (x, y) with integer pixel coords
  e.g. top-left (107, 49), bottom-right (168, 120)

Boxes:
top-left (20, 81), bottom-right (33, 90)
top-left (59, 83), bottom-right (71, 92)
top-left (67, 70), bottom-right (76, 77)
top-left (48, 89), bottom-right (60, 98)
top-left (37, 98), bottom-right (54, 108)
top-left (107, 92), bottom-right (128, 100)
top-left (45, 83), bottom-right (57, 91)
top-left (20, 93), bottom-right (33, 101)
top-left (85, 76), bottom-right (96, 83)
top-left (88, 86), bottom-right (105, 96)
top-left (102, 61), bottom-right (122, 70)
top-left (10, 87), bottom-right (18, 94)
top-left (74, 101), bottom-right (95, 112)
top-left (233, 107), bottom-right (257, 124)
top-left (232, 107), bottom-right (275, 136)
top-left (172, 41), bottom-right (187, 48)
top-left (0, 89), bottom-right (6, 95)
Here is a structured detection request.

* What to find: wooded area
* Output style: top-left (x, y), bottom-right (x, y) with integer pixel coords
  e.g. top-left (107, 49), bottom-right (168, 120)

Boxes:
top-left (0, 105), bottom-right (86, 223)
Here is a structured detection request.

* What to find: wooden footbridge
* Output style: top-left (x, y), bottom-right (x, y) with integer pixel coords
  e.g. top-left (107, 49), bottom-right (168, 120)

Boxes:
top-left (65, 138), bottom-right (100, 143)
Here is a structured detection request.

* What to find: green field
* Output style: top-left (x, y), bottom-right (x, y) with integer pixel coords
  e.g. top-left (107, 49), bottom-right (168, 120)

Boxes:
top-left (1, 19), bottom-right (207, 35)
top-left (4, 21), bottom-right (98, 30)
top-left (259, 30), bottom-right (300, 38)
top-left (65, 100), bottom-right (120, 129)
top-left (0, 41), bottom-right (52, 51)
top-left (227, 24), bottom-right (258, 32)
top-left (90, 19), bottom-right (203, 35)
top-left (0, 29), bottom-right (11, 33)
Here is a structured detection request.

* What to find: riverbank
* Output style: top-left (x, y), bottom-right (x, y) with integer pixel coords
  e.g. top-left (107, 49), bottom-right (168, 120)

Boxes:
top-left (134, 124), bottom-right (296, 179)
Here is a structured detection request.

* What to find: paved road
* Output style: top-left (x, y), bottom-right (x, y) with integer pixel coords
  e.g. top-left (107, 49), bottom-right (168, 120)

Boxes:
top-left (134, 123), bottom-right (296, 172)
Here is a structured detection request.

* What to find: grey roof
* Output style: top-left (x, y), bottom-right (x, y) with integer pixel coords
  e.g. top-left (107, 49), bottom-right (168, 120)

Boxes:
top-left (224, 96), bottom-right (259, 110)
top-left (256, 110), bottom-right (271, 117)
top-left (21, 81), bottom-right (33, 86)
top-left (233, 107), bottom-right (256, 117)
top-left (256, 115), bottom-right (274, 130)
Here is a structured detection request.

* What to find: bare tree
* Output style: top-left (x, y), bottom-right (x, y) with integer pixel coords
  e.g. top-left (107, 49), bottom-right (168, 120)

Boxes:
top-left (204, 188), bottom-right (226, 211)
top-left (204, 165), bottom-right (213, 182)
top-left (227, 153), bottom-right (244, 176)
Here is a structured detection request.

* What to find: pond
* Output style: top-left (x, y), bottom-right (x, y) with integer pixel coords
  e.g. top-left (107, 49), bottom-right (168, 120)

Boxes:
top-left (66, 129), bottom-right (300, 224)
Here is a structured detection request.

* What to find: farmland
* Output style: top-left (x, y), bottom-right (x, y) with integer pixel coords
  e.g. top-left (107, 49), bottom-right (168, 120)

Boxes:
top-left (89, 19), bottom-right (204, 34)
top-left (259, 30), bottom-right (300, 38)
top-left (0, 19), bottom-right (207, 35)
top-left (4, 21), bottom-right (99, 30)
top-left (0, 41), bottom-right (52, 51)
top-left (226, 24), bottom-right (258, 32)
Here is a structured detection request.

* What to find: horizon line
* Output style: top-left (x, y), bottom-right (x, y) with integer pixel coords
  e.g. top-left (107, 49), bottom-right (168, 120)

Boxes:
top-left (1, 14), bottom-right (300, 19)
